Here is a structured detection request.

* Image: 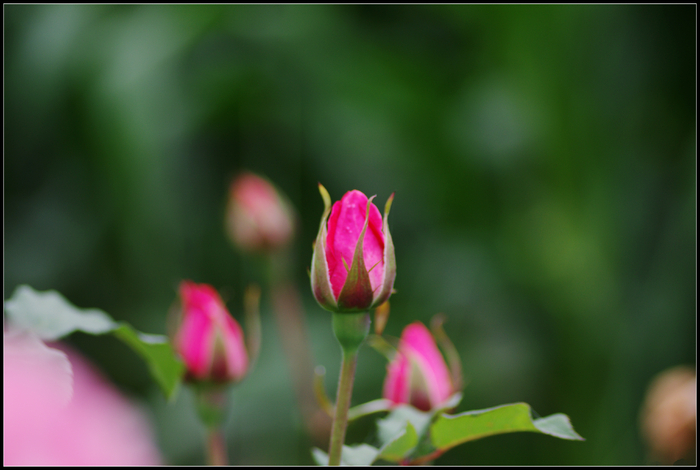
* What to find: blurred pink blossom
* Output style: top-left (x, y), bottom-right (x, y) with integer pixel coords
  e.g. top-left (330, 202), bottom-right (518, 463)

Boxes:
top-left (226, 171), bottom-right (295, 253)
top-left (3, 331), bottom-right (162, 465)
top-left (640, 366), bottom-right (697, 464)
top-left (382, 322), bottom-right (454, 411)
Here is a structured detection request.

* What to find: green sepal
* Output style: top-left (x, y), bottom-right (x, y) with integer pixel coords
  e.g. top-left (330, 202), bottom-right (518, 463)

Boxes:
top-left (311, 444), bottom-right (380, 466)
top-left (336, 196), bottom-right (376, 312)
top-left (371, 193), bottom-right (396, 308)
top-left (378, 421), bottom-right (419, 462)
top-left (310, 183), bottom-right (338, 312)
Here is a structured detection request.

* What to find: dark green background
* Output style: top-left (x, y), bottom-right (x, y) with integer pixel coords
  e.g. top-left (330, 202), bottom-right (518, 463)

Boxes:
top-left (4, 5), bottom-right (695, 465)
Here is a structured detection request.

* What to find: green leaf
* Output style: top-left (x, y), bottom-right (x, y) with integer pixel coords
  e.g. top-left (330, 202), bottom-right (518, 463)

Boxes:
top-left (376, 405), bottom-right (432, 449)
top-left (341, 444), bottom-right (381, 465)
top-left (311, 444), bottom-right (380, 466)
top-left (111, 324), bottom-right (184, 400)
top-left (372, 399), bottom-right (465, 463)
top-left (311, 447), bottom-right (328, 466)
top-left (378, 421), bottom-right (418, 462)
top-left (4, 285), bottom-right (184, 400)
top-left (347, 398), bottom-right (393, 422)
top-left (531, 412), bottom-right (584, 440)
top-left (5, 285), bottom-right (117, 340)
top-left (312, 425), bottom-right (419, 466)
top-left (431, 402), bottom-right (584, 453)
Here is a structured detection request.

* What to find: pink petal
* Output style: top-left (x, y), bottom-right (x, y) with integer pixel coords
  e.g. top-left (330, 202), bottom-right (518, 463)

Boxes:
top-left (219, 310), bottom-right (249, 381)
top-left (176, 282), bottom-right (220, 377)
top-left (325, 190), bottom-right (384, 298)
top-left (401, 322), bottom-right (453, 408)
top-left (175, 300), bottom-right (216, 378)
top-left (382, 351), bottom-right (411, 405)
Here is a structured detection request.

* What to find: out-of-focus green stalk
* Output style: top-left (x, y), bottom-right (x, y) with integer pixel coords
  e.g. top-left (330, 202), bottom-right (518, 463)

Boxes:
top-left (207, 427), bottom-right (228, 466)
top-left (269, 250), bottom-right (331, 445)
top-left (194, 385), bottom-right (229, 465)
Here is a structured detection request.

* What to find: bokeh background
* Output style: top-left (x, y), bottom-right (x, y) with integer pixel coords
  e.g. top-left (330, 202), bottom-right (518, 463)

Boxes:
top-left (4, 4), bottom-right (695, 465)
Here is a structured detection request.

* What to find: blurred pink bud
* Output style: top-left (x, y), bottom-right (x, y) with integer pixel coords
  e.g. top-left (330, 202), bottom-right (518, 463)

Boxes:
top-left (3, 332), bottom-right (161, 465)
top-left (173, 281), bottom-right (248, 384)
top-left (226, 172), bottom-right (295, 253)
top-left (311, 185), bottom-right (396, 313)
top-left (640, 366), bottom-right (696, 464)
top-left (382, 322), bottom-right (454, 411)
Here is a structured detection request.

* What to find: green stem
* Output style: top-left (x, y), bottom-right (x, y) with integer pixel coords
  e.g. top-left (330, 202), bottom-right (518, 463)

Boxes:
top-left (194, 385), bottom-right (229, 465)
top-left (328, 348), bottom-right (359, 465)
top-left (207, 427), bottom-right (228, 465)
top-left (328, 312), bottom-right (370, 466)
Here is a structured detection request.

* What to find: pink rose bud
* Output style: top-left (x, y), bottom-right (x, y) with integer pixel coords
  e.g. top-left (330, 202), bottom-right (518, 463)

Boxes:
top-left (226, 172), bottom-right (295, 253)
top-left (382, 322), bottom-right (454, 411)
top-left (310, 184), bottom-right (396, 313)
top-left (173, 281), bottom-right (248, 384)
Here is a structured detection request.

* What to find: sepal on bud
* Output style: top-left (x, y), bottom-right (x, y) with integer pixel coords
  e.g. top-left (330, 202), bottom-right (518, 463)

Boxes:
top-left (311, 184), bottom-right (337, 311)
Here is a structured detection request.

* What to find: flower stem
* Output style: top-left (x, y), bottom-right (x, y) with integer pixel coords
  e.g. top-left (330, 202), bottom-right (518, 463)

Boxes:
top-left (328, 312), bottom-right (370, 465)
top-left (193, 384), bottom-right (229, 465)
top-left (328, 348), bottom-right (358, 465)
top-left (207, 427), bottom-right (228, 465)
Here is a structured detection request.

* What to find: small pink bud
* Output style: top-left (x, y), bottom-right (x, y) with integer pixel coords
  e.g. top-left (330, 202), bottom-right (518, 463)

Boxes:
top-left (382, 322), bottom-right (454, 411)
top-left (173, 281), bottom-right (248, 384)
top-left (226, 172), bottom-right (295, 253)
top-left (310, 185), bottom-right (396, 313)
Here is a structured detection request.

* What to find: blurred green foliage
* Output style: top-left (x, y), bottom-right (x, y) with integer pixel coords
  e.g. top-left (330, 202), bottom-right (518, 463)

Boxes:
top-left (4, 5), bottom-right (695, 465)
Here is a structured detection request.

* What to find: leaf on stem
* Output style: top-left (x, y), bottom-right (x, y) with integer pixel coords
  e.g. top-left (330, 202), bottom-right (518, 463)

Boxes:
top-left (430, 402), bottom-right (585, 452)
top-left (4, 285), bottom-right (184, 400)
top-left (377, 421), bottom-right (418, 462)
top-left (311, 444), bottom-right (380, 466)
top-left (5, 285), bottom-right (116, 340)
